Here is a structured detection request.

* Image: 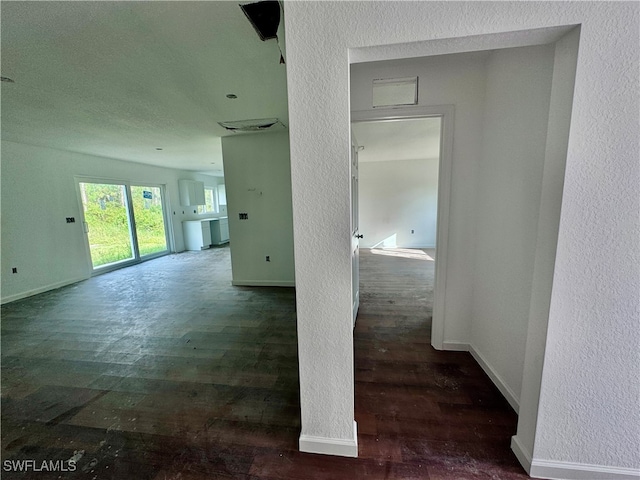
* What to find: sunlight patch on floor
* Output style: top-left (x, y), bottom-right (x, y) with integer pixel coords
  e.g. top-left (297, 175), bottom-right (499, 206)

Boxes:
top-left (369, 248), bottom-right (434, 261)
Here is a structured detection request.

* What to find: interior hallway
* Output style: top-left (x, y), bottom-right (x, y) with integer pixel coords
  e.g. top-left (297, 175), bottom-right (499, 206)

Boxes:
top-left (355, 248), bottom-right (527, 478)
top-left (1, 246), bottom-right (526, 478)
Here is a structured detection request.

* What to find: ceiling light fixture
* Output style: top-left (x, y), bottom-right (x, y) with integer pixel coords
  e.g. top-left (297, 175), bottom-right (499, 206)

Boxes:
top-left (226, 94), bottom-right (238, 99)
top-left (1, 76), bottom-right (15, 83)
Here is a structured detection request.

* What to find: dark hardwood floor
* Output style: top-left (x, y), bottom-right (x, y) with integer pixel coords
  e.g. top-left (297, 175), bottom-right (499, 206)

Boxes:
top-left (1, 246), bottom-right (528, 479)
top-left (355, 248), bottom-right (527, 479)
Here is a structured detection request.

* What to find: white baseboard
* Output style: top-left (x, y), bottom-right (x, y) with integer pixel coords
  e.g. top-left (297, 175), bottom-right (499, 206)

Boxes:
top-left (469, 344), bottom-right (520, 413)
top-left (366, 245), bottom-right (436, 250)
top-left (441, 341), bottom-right (470, 351)
top-left (299, 421), bottom-right (358, 458)
top-left (530, 459), bottom-right (640, 480)
top-left (231, 280), bottom-right (295, 287)
top-left (1, 276), bottom-right (88, 305)
top-left (511, 433), bottom-right (640, 479)
top-left (511, 435), bottom-right (533, 474)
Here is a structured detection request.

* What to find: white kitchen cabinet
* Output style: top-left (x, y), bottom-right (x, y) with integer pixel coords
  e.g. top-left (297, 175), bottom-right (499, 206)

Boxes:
top-left (178, 179), bottom-right (206, 206)
top-left (183, 220), bottom-right (212, 250)
top-left (210, 217), bottom-right (229, 245)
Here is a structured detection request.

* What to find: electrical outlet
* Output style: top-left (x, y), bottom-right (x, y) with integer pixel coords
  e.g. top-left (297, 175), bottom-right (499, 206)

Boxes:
top-left (12, 267), bottom-right (17, 274)
top-left (239, 213), bottom-right (248, 220)
top-left (411, 229), bottom-right (414, 234)
top-left (266, 256), bottom-right (270, 262)
top-left (66, 217), bottom-right (76, 223)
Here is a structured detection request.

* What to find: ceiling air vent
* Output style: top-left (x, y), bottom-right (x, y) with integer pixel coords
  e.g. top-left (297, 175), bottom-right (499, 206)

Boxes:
top-left (218, 118), bottom-right (286, 134)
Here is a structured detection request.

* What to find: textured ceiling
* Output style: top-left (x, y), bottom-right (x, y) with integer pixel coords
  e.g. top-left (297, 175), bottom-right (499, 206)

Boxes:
top-left (351, 117), bottom-right (441, 163)
top-left (0, 1), bottom-right (289, 175)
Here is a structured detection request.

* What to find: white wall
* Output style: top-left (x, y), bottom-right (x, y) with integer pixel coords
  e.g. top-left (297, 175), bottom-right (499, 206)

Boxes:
top-left (469, 44), bottom-right (555, 411)
top-left (351, 51), bottom-right (487, 345)
top-left (284, 1), bottom-right (639, 476)
top-left (221, 131), bottom-right (295, 287)
top-left (531, 12), bottom-right (639, 476)
top-left (1, 140), bottom-right (221, 303)
top-left (359, 158), bottom-right (439, 248)
top-left (514, 26), bottom-right (581, 470)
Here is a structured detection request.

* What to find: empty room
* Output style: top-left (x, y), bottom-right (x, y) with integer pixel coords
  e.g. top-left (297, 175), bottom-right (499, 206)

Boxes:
top-left (2, 2), bottom-right (638, 480)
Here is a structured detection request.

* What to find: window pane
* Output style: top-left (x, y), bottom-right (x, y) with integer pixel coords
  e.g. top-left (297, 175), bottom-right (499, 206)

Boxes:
top-left (80, 182), bottom-right (134, 268)
top-left (205, 188), bottom-right (215, 212)
top-left (218, 185), bottom-right (227, 206)
top-left (131, 185), bottom-right (168, 256)
top-left (198, 187), bottom-right (216, 214)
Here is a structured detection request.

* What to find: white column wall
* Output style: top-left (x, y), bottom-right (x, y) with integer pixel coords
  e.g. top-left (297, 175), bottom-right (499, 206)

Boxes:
top-left (221, 131), bottom-right (295, 287)
top-left (284, 0), bottom-right (639, 472)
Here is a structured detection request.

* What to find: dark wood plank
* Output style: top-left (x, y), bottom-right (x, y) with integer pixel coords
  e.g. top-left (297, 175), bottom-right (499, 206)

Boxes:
top-left (1, 246), bottom-right (527, 479)
top-left (354, 248), bottom-right (527, 478)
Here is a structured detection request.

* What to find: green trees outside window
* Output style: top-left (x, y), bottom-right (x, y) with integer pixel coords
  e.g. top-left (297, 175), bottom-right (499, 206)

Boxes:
top-left (80, 182), bottom-right (168, 268)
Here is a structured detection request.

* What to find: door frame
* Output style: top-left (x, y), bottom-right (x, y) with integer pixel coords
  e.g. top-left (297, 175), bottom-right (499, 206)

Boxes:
top-left (75, 176), bottom-right (172, 275)
top-left (129, 183), bottom-right (172, 261)
top-left (350, 131), bottom-right (361, 327)
top-left (351, 104), bottom-right (454, 350)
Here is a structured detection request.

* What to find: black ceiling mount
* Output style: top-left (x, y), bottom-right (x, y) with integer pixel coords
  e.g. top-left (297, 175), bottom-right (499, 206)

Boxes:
top-left (240, 1), bottom-right (281, 41)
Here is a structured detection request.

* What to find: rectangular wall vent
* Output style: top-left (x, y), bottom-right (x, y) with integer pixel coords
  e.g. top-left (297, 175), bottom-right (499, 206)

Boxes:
top-left (218, 118), bottom-right (286, 134)
top-left (372, 77), bottom-right (418, 108)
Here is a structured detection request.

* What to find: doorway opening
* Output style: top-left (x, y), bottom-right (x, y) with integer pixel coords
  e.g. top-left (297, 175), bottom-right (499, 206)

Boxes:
top-left (78, 179), bottom-right (170, 272)
top-left (347, 26), bottom-right (580, 470)
top-left (353, 117), bottom-right (441, 249)
top-left (351, 116), bottom-right (443, 330)
top-left (350, 106), bottom-right (453, 346)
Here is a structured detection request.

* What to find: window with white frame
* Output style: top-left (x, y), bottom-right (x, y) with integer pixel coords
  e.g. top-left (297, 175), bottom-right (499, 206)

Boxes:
top-left (217, 184), bottom-right (227, 207)
top-left (197, 187), bottom-right (217, 214)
